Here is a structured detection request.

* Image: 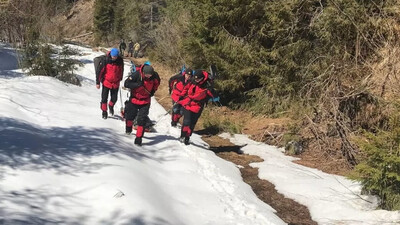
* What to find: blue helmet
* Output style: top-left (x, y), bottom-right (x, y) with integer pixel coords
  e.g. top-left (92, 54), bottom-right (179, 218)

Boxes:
top-left (110, 48), bottom-right (119, 57)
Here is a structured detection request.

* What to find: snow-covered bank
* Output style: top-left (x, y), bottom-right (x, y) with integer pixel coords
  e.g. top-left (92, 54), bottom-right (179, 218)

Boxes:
top-left (220, 133), bottom-right (400, 225)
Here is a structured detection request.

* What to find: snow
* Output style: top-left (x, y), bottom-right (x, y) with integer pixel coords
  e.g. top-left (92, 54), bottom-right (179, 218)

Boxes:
top-left (0, 43), bottom-right (398, 225)
top-left (0, 44), bottom-right (282, 225)
top-left (220, 133), bottom-right (400, 225)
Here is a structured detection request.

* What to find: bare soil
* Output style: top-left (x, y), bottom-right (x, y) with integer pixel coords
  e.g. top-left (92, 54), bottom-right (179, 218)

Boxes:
top-left (203, 136), bottom-right (318, 225)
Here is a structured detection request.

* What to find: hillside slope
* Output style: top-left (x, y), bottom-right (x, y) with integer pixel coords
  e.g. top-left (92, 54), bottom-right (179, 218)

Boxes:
top-left (43, 0), bottom-right (95, 45)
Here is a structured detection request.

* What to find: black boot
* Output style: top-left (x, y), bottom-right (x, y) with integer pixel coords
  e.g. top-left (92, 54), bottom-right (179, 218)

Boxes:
top-left (125, 126), bottom-right (132, 135)
top-left (184, 137), bottom-right (190, 145)
top-left (109, 106), bottom-right (114, 116)
top-left (179, 136), bottom-right (190, 145)
top-left (102, 111), bottom-right (108, 119)
top-left (134, 137), bottom-right (142, 146)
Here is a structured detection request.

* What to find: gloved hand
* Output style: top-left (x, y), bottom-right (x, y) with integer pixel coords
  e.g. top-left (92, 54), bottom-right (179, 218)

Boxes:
top-left (209, 96), bottom-right (220, 102)
top-left (212, 96), bottom-right (220, 102)
top-left (150, 90), bottom-right (155, 97)
top-left (138, 80), bottom-right (144, 87)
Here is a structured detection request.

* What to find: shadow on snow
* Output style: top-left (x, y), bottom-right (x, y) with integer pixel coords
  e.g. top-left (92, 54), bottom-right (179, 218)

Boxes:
top-left (0, 204), bottom-right (175, 225)
top-left (0, 117), bottom-right (174, 176)
top-left (0, 117), bottom-right (179, 224)
top-left (0, 45), bottom-right (19, 73)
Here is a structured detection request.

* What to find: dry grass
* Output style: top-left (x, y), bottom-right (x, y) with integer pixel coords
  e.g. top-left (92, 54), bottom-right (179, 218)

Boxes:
top-left (368, 46), bottom-right (400, 100)
top-left (42, 0), bottom-right (95, 44)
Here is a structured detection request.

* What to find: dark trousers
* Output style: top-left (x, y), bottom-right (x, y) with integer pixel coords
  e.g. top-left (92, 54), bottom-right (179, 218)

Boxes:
top-left (125, 102), bottom-right (150, 137)
top-left (125, 102), bottom-right (150, 125)
top-left (101, 85), bottom-right (118, 111)
top-left (172, 100), bottom-right (184, 122)
top-left (119, 48), bottom-right (125, 57)
top-left (181, 107), bottom-right (203, 138)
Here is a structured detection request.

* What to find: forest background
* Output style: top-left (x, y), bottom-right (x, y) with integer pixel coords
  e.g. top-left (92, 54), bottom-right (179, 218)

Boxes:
top-left (0, 0), bottom-right (399, 210)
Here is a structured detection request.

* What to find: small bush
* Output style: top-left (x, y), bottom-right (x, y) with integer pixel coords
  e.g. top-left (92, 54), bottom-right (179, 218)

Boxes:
top-left (22, 44), bottom-right (82, 86)
top-left (351, 110), bottom-right (400, 210)
top-left (55, 46), bottom-right (83, 86)
top-left (22, 44), bottom-right (57, 77)
top-left (202, 107), bottom-right (243, 134)
top-left (282, 121), bottom-right (302, 148)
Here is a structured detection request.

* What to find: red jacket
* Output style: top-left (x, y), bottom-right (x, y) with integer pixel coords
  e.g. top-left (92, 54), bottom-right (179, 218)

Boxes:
top-left (124, 65), bottom-right (160, 105)
top-left (99, 52), bottom-right (124, 89)
top-left (179, 71), bottom-right (214, 113)
top-left (169, 73), bottom-right (191, 102)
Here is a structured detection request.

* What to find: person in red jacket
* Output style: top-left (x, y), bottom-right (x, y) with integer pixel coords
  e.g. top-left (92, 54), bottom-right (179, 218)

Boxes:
top-left (124, 64), bottom-right (160, 146)
top-left (178, 69), bottom-right (217, 145)
top-left (168, 68), bottom-right (193, 127)
top-left (96, 48), bottom-right (124, 119)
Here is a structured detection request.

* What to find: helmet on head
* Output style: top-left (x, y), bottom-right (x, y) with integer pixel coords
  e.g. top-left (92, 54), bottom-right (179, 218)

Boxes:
top-left (110, 48), bottom-right (119, 57)
top-left (193, 70), bottom-right (205, 84)
top-left (184, 68), bottom-right (193, 76)
top-left (142, 65), bottom-right (154, 75)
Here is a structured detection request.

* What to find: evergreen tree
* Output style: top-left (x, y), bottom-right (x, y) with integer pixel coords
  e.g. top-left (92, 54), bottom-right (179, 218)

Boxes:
top-left (93, 0), bottom-right (115, 44)
top-left (353, 110), bottom-right (400, 210)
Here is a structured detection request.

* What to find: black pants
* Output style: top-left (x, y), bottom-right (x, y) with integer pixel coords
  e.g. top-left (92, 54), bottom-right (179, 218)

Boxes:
top-left (125, 102), bottom-right (150, 127)
top-left (125, 102), bottom-right (150, 137)
top-left (172, 100), bottom-right (184, 122)
top-left (101, 85), bottom-right (118, 109)
top-left (120, 48), bottom-right (125, 56)
top-left (181, 107), bottom-right (203, 137)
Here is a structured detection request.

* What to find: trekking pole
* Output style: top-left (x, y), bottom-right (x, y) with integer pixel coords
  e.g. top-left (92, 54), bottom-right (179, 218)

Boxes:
top-left (119, 87), bottom-right (125, 119)
top-left (153, 100), bottom-right (180, 125)
top-left (155, 96), bottom-right (168, 102)
top-left (152, 108), bottom-right (172, 126)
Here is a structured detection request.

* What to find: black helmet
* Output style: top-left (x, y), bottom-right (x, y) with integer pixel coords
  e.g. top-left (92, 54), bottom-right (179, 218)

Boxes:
top-left (193, 70), bottom-right (204, 80)
top-left (185, 68), bottom-right (193, 76)
top-left (192, 70), bottom-right (205, 84)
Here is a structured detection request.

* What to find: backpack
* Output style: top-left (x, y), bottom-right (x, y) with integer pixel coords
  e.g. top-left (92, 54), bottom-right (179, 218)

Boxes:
top-left (94, 55), bottom-right (107, 79)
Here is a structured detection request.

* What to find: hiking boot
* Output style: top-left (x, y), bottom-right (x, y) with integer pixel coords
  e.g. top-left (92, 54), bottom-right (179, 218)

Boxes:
top-left (171, 121), bottom-right (177, 127)
top-left (184, 137), bottom-right (190, 145)
top-left (109, 106), bottom-right (114, 116)
top-left (134, 137), bottom-right (142, 146)
top-left (179, 137), bottom-right (189, 145)
top-left (102, 111), bottom-right (108, 119)
top-left (125, 126), bottom-right (132, 135)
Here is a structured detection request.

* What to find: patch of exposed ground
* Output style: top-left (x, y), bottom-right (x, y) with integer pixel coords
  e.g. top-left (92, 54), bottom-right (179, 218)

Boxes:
top-left (203, 135), bottom-right (318, 225)
top-left (43, 0), bottom-right (95, 44)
